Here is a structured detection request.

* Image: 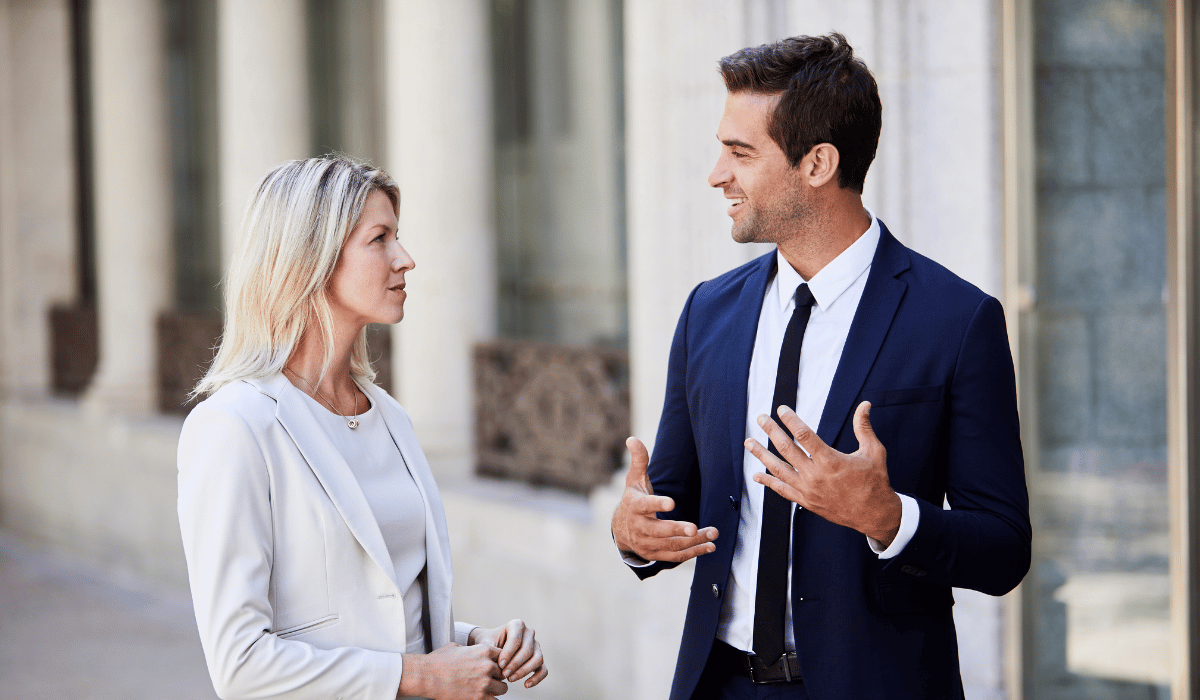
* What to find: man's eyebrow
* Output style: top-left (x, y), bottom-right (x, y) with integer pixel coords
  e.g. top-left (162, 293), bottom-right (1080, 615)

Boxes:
top-left (719, 137), bottom-right (756, 150)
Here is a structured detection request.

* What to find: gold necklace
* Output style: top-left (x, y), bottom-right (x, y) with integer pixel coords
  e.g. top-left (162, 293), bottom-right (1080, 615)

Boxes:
top-left (285, 367), bottom-right (360, 429)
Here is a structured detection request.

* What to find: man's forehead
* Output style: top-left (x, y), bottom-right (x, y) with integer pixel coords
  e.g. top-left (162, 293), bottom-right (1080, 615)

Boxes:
top-left (717, 91), bottom-right (780, 146)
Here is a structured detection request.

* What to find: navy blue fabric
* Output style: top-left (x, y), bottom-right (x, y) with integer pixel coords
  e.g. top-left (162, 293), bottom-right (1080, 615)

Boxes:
top-left (631, 223), bottom-right (1031, 700)
top-left (692, 664), bottom-right (809, 700)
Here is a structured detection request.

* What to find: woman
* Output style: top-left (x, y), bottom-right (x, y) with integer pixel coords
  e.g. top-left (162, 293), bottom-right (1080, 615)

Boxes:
top-left (177, 157), bottom-right (547, 700)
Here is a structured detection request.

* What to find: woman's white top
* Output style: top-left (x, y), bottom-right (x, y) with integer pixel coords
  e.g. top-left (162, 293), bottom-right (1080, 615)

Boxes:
top-left (300, 388), bottom-right (428, 654)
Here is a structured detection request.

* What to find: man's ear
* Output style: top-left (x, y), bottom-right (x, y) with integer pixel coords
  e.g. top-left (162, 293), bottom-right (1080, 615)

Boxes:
top-left (801, 143), bottom-right (840, 188)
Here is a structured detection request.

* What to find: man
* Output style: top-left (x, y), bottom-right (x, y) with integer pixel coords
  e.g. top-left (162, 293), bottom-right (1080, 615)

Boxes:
top-left (611, 34), bottom-right (1031, 700)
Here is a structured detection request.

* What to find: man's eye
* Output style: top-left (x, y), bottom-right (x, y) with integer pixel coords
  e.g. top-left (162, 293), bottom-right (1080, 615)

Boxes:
top-left (732, 152), bottom-right (747, 159)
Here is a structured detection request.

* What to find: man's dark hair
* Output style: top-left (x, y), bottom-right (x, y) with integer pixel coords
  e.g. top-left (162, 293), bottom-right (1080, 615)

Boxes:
top-left (718, 33), bottom-right (881, 194)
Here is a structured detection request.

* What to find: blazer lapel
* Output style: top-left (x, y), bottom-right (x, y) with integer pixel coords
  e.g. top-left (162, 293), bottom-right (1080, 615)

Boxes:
top-left (815, 222), bottom-right (911, 447)
top-left (726, 252), bottom-right (777, 476)
top-left (365, 382), bottom-right (457, 649)
top-left (250, 374), bottom-right (401, 591)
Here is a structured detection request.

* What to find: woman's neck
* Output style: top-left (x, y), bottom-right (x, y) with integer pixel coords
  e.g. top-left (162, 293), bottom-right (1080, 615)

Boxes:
top-left (284, 319), bottom-right (362, 408)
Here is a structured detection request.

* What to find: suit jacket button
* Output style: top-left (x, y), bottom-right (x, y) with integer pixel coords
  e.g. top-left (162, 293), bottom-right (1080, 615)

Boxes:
top-left (729, 495), bottom-right (738, 510)
top-left (712, 584), bottom-right (720, 598)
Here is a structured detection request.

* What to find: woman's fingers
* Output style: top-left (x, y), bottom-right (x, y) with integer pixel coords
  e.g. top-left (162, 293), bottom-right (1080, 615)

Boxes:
top-left (508, 640), bottom-right (545, 682)
top-left (524, 662), bottom-right (549, 688)
top-left (497, 620), bottom-right (525, 669)
top-left (503, 628), bottom-right (537, 679)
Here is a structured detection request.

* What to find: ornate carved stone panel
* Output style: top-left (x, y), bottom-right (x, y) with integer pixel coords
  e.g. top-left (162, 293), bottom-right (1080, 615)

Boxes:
top-left (155, 315), bottom-right (394, 416)
top-left (157, 311), bottom-right (222, 414)
top-left (49, 303), bottom-right (99, 396)
top-left (475, 339), bottom-right (630, 492)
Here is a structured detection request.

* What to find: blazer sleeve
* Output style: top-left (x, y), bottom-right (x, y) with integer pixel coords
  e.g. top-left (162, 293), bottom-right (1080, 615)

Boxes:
top-left (177, 401), bottom-right (404, 700)
top-left (881, 296), bottom-right (1032, 595)
top-left (626, 285), bottom-right (705, 580)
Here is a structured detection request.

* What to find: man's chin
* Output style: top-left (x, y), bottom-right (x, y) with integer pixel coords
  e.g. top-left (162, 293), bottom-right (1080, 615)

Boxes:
top-left (731, 221), bottom-right (763, 244)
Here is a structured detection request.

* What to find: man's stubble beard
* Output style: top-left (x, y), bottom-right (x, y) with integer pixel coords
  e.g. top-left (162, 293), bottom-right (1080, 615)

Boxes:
top-left (731, 194), bottom-right (813, 245)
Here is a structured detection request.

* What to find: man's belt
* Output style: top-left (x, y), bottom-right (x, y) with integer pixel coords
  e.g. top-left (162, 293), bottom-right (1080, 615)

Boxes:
top-left (709, 639), bottom-right (803, 685)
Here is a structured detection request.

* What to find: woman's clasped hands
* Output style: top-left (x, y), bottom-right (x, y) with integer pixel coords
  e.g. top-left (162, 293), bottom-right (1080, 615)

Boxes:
top-left (399, 619), bottom-right (547, 700)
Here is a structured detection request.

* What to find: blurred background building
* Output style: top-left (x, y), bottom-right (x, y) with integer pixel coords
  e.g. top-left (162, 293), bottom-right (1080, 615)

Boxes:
top-left (0, 0), bottom-right (1197, 698)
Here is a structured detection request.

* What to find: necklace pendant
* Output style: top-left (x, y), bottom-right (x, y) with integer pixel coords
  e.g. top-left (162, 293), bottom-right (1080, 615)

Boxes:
top-left (347, 418), bottom-right (359, 430)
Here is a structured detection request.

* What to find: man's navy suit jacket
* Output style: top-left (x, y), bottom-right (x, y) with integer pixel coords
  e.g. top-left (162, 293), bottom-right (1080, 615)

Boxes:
top-left (634, 222), bottom-right (1032, 700)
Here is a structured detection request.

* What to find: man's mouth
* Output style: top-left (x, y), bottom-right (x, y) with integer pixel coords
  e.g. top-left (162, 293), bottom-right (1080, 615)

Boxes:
top-left (727, 197), bottom-right (747, 216)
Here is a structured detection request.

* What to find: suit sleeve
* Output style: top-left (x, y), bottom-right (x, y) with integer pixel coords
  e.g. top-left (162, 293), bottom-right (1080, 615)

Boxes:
top-left (625, 285), bottom-right (705, 580)
top-left (881, 296), bottom-right (1032, 595)
top-left (177, 402), bottom-right (404, 700)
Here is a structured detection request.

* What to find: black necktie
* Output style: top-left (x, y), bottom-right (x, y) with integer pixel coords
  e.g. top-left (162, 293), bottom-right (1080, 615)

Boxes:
top-left (752, 282), bottom-right (814, 665)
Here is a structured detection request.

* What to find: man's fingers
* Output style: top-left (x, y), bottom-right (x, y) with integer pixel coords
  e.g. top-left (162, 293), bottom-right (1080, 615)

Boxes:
top-left (768, 406), bottom-right (829, 460)
top-left (753, 471), bottom-right (806, 506)
top-left (625, 436), bottom-right (653, 494)
top-left (629, 490), bottom-right (676, 517)
top-left (656, 539), bottom-right (719, 563)
top-left (744, 437), bottom-right (800, 485)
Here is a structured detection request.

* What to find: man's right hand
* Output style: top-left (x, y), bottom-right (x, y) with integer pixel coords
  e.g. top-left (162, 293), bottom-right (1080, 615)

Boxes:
top-left (611, 436), bottom-right (718, 563)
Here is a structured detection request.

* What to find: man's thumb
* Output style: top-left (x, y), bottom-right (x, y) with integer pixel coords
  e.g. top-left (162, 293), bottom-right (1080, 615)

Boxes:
top-left (625, 436), bottom-right (653, 493)
top-left (853, 401), bottom-right (878, 447)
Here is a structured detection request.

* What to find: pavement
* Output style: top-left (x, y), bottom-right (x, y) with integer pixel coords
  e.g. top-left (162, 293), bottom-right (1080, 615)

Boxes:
top-left (0, 532), bottom-right (218, 699)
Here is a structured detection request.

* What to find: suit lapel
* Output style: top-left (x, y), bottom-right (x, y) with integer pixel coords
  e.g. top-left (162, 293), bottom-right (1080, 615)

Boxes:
top-left (251, 374), bottom-right (401, 591)
top-left (364, 382), bottom-right (457, 649)
top-left (726, 252), bottom-right (777, 477)
top-left (815, 222), bottom-right (911, 447)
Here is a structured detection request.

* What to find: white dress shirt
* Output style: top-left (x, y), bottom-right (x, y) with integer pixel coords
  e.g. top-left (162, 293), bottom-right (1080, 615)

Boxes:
top-left (622, 214), bottom-right (920, 655)
top-left (715, 214), bottom-right (919, 654)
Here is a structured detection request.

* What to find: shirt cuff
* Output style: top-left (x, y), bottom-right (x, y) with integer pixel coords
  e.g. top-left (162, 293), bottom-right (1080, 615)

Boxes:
top-left (613, 532), bottom-right (656, 568)
top-left (867, 493), bottom-right (919, 559)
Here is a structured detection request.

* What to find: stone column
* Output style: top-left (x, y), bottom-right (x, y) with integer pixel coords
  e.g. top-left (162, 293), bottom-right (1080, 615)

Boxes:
top-left (0, 0), bottom-right (80, 399)
top-left (216, 0), bottom-right (310, 270)
top-left (384, 0), bottom-right (496, 482)
top-left (82, 0), bottom-right (171, 413)
top-left (625, 0), bottom-right (774, 445)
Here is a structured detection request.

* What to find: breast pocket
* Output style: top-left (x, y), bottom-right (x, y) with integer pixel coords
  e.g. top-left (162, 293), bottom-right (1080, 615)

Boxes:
top-left (855, 384), bottom-right (945, 488)
top-left (859, 384), bottom-right (943, 408)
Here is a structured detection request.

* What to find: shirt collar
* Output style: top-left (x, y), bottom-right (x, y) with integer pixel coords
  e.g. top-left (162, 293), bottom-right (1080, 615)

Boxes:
top-left (775, 210), bottom-right (880, 313)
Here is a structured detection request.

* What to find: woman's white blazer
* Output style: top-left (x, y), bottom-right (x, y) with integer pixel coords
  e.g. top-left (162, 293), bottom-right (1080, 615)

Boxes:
top-left (177, 373), bottom-right (474, 700)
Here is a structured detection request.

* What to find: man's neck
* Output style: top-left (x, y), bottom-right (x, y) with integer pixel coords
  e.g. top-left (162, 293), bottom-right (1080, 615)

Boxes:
top-left (777, 199), bottom-right (872, 280)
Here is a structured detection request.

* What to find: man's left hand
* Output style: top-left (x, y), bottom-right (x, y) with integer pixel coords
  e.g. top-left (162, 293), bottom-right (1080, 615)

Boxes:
top-left (746, 401), bottom-right (902, 546)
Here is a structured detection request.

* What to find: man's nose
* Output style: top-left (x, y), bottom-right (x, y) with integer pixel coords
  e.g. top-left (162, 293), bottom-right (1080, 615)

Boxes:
top-left (708, 154), bottom-right (730, 189)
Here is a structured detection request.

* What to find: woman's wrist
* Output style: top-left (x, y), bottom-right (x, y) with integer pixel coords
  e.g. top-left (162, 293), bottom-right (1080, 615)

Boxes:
top-left (397, 654), bottom-right (426, 699)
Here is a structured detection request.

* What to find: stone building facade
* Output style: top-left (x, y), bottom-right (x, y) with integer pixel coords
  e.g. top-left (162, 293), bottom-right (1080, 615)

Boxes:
top-left (0, 1), bottom-right (1192, 698)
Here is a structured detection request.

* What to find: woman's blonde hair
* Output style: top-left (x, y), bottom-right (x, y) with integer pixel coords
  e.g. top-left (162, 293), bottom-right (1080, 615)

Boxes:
top-left (193, 156), bottom-right (400, 398)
